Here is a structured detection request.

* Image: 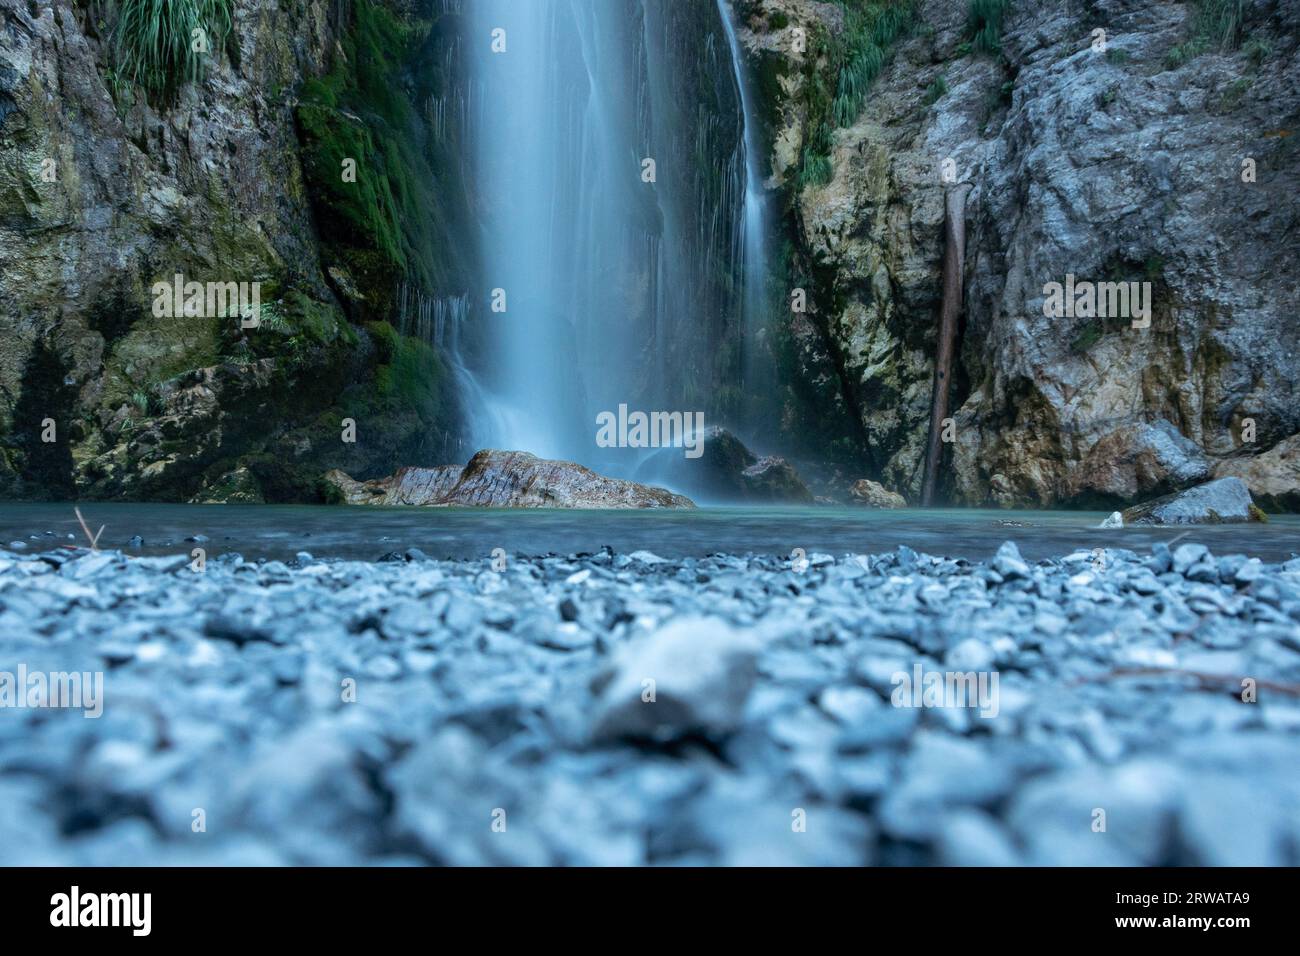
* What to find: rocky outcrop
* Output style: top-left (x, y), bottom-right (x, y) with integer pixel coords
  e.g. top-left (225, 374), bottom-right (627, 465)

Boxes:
top-left (0, 0), bottom-right (471, 502)
top-left (1214, 434), bottom-right (1300, 512)
top-left (1122, 477), bottom-right (1263, 525)
top-left (850, 479), bottom-right (906, 509)
top-left (1066, 420), bottom-right (1210, 507)
top-left (735, 0), bottom-right (1300, 508)
top-left (326, 450), bottom-right (696, 509)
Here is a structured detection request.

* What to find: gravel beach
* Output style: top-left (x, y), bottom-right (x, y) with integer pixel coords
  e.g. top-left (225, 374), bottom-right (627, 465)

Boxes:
top-left (2, 540), bottom-right (1298, 866)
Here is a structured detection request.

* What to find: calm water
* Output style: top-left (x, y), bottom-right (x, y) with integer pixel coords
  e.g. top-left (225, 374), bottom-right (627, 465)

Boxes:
top-left (1, 503), bottom-right (1296, 563)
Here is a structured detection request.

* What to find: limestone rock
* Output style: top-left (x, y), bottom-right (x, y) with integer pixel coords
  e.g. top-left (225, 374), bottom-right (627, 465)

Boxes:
top-left (849, 479), bottom-right (906, 509)
top-left (323, 465), bottom-right (464, 506)
top-left (326, 451), bottom-right (695, 509)
top-left (1122, 477), bottom-right (1263, 526)
top-left (1099, 512), bottom-right (1123, 530)
top-left (1214, 435), bottom-right (1300, 512)
top-left (1068, 421), bottom-right (1210, 505)
top-left (447, 450), bottom-right (694, 509)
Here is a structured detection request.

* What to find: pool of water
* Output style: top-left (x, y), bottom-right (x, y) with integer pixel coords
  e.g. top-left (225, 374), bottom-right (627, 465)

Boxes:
top-left (1, 503), bottom-right (1296, 563)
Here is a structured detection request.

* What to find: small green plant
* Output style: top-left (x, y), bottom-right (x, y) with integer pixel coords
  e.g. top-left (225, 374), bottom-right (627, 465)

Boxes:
top-left (1165, 38), bottom-right (1206, 69)
top-left (102, 65), bottom-right (135, 113)
top-left (1197, 0), bottom-right (1245, 51)
top-left (1240, 36), bottom-right (1272, 67)
top-left (798, 124), bottom-right (835, 189)
top-left (113, 0), bottom-right (232, 98)
top-left (1217, 75), bottom-right (1253, 112)
top-left (968, 0), bottom-right (1010, 56)
top-left (1105, 48), bottom-right (1130, 65)
top-left (796, 1), bottom-right (914, 189)
top-left (254, 303), bottom-right (292, 334)
top-left (127, 387), bottom-right (165, 416)
top-left (831, 1), bottom-right (912, 128)
top-left (924, 74), bottom-right (948, 106)
top-left (1164, 0), bottom-right (1247, 69)
top-left (1070, 319), bottom-right (1103, 355)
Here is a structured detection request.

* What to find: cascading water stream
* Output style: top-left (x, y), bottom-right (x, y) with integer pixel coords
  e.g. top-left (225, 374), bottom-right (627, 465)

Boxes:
top-left (716, 0), bottom-right (777, 440)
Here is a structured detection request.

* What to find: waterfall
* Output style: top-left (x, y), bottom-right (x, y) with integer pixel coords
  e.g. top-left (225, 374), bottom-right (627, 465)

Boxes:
top-left (717, 0), bottom-right (777, 443)
top-left (462, 0), bottom-right (748, 472)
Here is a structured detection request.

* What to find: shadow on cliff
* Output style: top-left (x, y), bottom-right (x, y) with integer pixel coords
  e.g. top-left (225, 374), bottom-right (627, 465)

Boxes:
top-left (4, 337), bottom-right (78, 500)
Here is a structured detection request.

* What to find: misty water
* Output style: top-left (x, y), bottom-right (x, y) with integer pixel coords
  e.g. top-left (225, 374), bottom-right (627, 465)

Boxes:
top-left (459, 0), bottom-right (771, 472)
top-left (2, 503), bottom-right (1296, 564)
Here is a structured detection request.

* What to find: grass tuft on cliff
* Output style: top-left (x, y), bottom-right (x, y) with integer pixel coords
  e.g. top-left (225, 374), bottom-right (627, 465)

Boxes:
top-left (967, 0), bottom-right (1010, 57)
top-left (798, 0), bottom-right (915, 189)
top-left (832, 1), bottom-right (911, 127)
top-left (1166, 0), bottom-right (1248, 69)
top-left (113, 0), bottom-right (232, 97)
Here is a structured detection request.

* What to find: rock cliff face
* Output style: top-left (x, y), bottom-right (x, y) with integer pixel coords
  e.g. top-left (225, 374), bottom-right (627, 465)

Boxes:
top-left (0, 0), bottom-right (471, 501)
top-left (734, 0), bottom-right (1300, 508)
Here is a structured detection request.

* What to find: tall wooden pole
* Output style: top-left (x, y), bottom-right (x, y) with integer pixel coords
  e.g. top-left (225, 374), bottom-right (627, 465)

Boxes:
top-left (921, 184), bottom-right (971, 507)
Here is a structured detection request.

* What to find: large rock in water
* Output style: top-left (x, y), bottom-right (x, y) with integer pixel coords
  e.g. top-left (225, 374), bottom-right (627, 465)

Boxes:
top-left (325, 450), bottom-right (694, 509)
top-left (1121, 477), bottom-right (1263, 526)
top-left (740, 457), bottom-right (815, 504)
top-left (324, 465), bottom-right (464, 506)
top-left (633, 427), bottom-right (813, 503)
top-left (849, 479), bottom-right (906, 509)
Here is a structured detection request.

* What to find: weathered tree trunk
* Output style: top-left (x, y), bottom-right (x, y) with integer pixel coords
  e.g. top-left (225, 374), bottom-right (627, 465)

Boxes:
top-left (921, 184), bottom-right (972, 507)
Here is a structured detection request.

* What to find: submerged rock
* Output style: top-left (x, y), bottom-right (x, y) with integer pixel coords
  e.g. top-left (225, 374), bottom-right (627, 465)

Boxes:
top-left (1122, 477), bottom-right (1263, 526)
top-left (849, 479), bottom-right (906, 509)
top-left (326, 450), bottom-right (694, 509)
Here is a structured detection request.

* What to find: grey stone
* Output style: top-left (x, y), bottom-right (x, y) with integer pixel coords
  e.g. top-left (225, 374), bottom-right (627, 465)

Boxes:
top-left (993, 541), bottom-right (1030, 579)
top-left (589, 617), bottom-right (759, 742)
top-left (1123, 478), bottom-right (1262, 526)
top-left (1172, 543), bottom-right (1210, 575)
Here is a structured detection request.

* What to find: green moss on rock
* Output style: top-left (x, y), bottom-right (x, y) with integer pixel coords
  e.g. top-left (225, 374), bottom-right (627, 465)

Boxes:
top-left (295, 0), bottom-right (445, 316)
